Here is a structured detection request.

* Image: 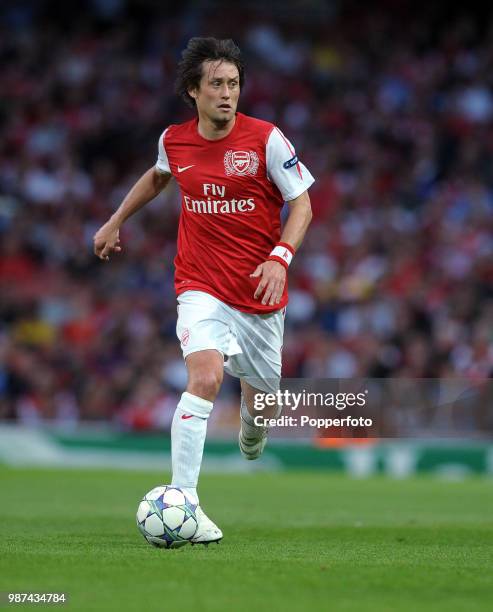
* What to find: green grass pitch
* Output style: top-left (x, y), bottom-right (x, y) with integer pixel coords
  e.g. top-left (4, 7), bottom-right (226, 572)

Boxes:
top-left (1, 467), bottom-right (492, 611)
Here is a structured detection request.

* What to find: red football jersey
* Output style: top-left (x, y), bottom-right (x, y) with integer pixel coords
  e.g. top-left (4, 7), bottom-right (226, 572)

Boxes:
top-left (156, 112), bottom-right (314, 314)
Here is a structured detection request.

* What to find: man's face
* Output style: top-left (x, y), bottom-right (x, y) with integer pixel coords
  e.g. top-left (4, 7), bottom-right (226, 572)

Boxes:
top-left (189, 60), bottom-right (240, 125)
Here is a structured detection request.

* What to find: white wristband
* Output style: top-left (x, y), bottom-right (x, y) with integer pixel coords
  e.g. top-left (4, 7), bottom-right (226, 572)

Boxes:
top-left (269, 244), bottom-right (294, 267)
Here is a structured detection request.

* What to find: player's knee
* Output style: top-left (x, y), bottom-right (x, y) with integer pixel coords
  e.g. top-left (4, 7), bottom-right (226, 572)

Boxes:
top-left (187, 368), bottom-right (223, 402)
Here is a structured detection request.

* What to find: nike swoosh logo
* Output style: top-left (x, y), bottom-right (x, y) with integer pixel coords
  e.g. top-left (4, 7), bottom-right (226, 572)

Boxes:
top-left (181, 414), bottom-right (194, 420)
top-left (177, 165), bottom-right (195, 173)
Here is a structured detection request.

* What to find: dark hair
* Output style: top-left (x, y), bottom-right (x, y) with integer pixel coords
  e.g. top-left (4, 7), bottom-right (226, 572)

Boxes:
top-left (175, 37), bottom-right (245, 108)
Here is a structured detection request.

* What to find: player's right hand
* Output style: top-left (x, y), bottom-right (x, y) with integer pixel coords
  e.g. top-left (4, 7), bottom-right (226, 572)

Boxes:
top-left (93, 221), bottom-right (122, 261)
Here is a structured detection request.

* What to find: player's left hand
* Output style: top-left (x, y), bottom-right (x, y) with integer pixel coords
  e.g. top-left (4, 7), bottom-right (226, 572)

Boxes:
top-left (250, 261), bottom-right (286, 306)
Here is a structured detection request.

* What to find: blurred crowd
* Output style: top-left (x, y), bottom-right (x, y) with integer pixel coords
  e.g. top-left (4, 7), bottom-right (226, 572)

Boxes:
top-left (0, 0), bottom-right (492, 430)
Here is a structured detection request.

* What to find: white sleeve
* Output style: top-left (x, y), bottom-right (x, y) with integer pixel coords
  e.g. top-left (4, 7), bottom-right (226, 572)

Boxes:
top-left (156, 129), bottom-right (171, 174)
top-left (266, 127), bottom-right (315, 201)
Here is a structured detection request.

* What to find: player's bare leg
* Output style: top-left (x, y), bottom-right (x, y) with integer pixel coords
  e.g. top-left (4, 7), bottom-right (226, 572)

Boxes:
top-left (171, 349), bottom-right (223, 544)
top-left (239, 380), bottom-right (280, 460)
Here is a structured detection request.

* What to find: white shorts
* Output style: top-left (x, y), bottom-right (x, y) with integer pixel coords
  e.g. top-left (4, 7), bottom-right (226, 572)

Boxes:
top-left (176, 290), bottom-right (284, 393)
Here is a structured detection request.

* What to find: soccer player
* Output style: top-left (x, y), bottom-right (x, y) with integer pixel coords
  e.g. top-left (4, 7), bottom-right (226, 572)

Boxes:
top-left (93, 37), bottom-right (314, 544)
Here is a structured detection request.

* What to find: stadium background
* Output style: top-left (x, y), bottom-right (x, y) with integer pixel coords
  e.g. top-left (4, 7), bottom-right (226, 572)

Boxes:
top-left (0, 0), bottom-right (492, 469)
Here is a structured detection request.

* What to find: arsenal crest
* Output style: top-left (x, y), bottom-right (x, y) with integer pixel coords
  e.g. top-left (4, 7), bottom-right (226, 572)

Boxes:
top-left (224, 150), bottom-right (259, 176)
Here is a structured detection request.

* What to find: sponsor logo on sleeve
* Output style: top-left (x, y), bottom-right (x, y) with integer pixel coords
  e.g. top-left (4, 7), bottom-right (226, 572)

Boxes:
top-left (283, 155), bottom-right (298, 169)
top-left (224, 150), bottom-right (259, 176)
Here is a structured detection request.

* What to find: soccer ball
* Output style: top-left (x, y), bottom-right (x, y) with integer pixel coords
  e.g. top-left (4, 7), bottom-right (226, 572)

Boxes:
top-left (136, 485), bottom-right (198, 549)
